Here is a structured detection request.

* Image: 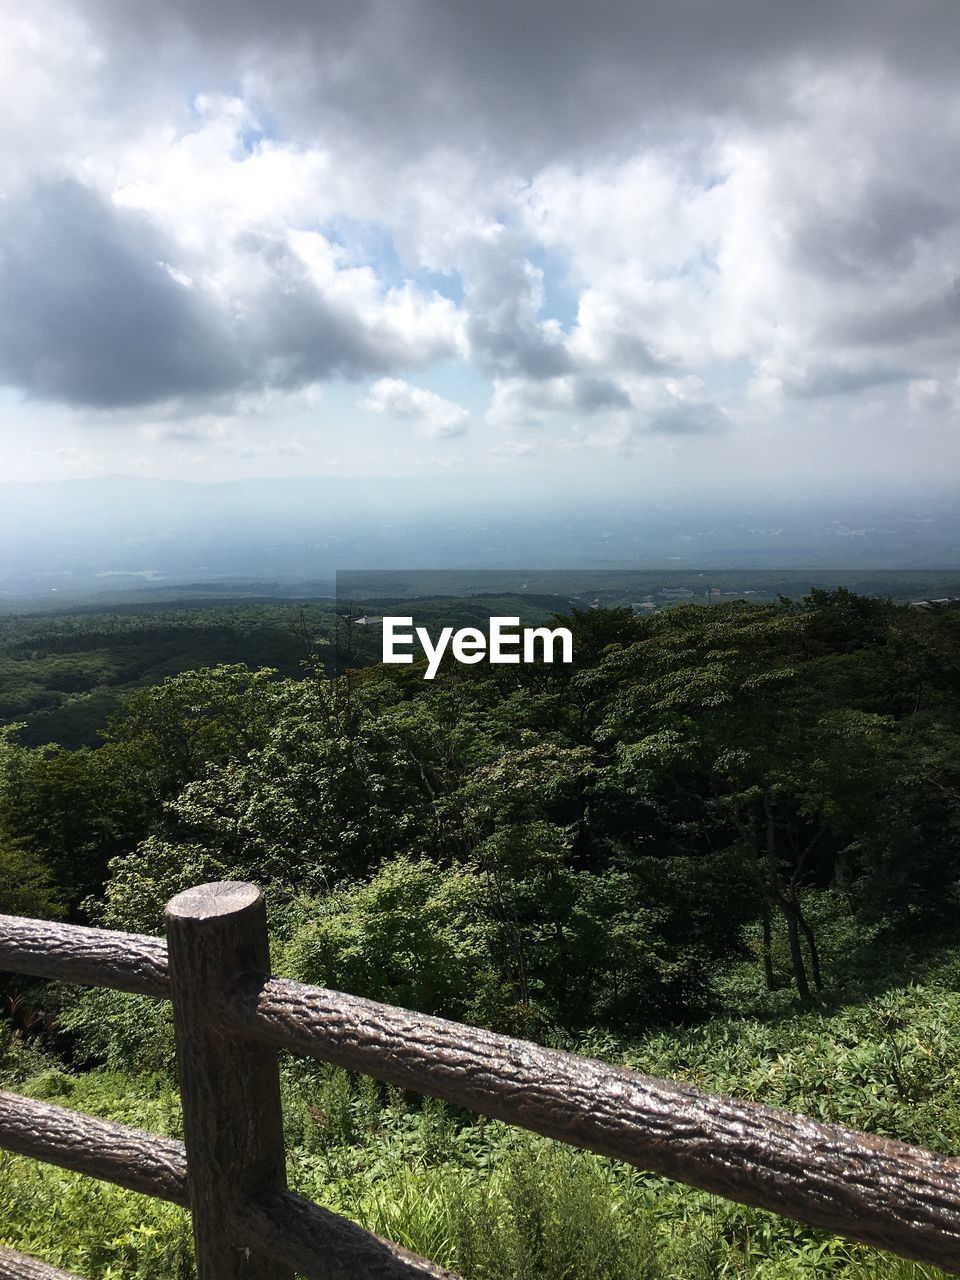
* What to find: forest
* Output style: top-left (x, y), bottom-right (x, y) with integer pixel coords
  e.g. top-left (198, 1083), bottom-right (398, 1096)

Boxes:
top-left (2, 589), bottom-right (960, 1279)
top-left (0, 603), bottom-right (332, 748)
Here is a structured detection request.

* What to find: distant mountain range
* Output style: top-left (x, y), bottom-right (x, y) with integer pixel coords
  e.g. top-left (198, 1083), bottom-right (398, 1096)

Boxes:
top-left (2, 475), bottom-right (959, 607)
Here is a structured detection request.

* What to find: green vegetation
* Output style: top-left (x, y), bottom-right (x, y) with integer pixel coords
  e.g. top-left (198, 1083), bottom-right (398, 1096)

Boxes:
top-left (0, 604), bottom-right (332, 747)
top-left (3, 975), bottom-right (959, 1279)
top-left (1, 590), bottom-right (960, 1277)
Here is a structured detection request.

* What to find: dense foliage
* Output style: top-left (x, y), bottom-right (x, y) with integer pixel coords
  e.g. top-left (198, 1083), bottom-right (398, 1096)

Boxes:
top-left (0, 603), bottom-right (331, 748)
top-left (1, 590), bottom-right (959, 1277)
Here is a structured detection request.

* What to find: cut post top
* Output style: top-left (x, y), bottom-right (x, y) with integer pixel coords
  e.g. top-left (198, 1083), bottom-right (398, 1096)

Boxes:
top-left (165, 881), bottom-right (262, 922)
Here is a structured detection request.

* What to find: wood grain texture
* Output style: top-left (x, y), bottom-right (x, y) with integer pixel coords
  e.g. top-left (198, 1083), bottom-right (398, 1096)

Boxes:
top-left (8, 886), bottom-right (960, 1274)
top-left (237, 1186), bottom-right (462, 1280)
top-left (0, 1090), bottom-right (455, 1280)
top-left (165, 882), bottom-right (291, 1280)
top-left (224, 973), bottom-right (960, 1274)
top-left (0, 1247), bottom-right (84, 1279)
top-left (0, 913), bottom-right (168, 997)
top-left (0, 1089), bottom-right (188, 1204)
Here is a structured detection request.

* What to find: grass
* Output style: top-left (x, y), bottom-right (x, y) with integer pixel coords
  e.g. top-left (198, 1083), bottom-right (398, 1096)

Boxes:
top-left (3, 964), bottom-right (960, 1279)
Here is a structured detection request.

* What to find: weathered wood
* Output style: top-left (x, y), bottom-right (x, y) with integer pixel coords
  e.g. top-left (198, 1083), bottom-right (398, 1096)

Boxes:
top-left (237, 1186), bottom-right (462, 1280)
top-left (224, 973), bottom-right (960, 1274)
top-left (0, 1247), bottom-right (84, 1279)
top-left (165, 882), bottom-right (291, 1280)
top-left (0, 1092), bottom-right (457, 1280)
top-left (0, 913), bottom-right (168, 997)
top-left (0, 1089), bottom-right (188, 1204)
top-left (8, 884), bottom-right (960, 1275)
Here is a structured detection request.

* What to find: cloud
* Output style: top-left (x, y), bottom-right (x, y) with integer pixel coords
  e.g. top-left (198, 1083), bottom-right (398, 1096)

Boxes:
top-left (776, 361), bottom-right (917, 400)
top-left (219, 437), bottom-right (307, 459)
top-left (646, 402), bottom-right (726, 434)
top-left (575, 377), bottom-right (633, 412)
top-left (0, 180), bottom-right (242, 407)
top-left (491, 440), bottom-right (538, 459)
top-left (0, 171), bottom-right (460, 409)
top-left (486, 363), bottom-right (730, 450)
top-left (361, 378), bottom-right (469, 437)
top-left (908, 373), bottom-right (960, 418)
top-left (142, 422), bottom-right (229, 443)
top-left (460, 234), bottom-right (571, 378)
top-left (2, 0), bottom-right (960, 490)
top-left (77, 1), bottom-right (960, 167)
top-left (487, 374), bottom-right (637, 427)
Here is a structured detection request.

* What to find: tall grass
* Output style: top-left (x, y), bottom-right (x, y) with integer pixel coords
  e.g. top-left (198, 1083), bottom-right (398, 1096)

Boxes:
top-left (2, 974), bottom-right (959, 1280)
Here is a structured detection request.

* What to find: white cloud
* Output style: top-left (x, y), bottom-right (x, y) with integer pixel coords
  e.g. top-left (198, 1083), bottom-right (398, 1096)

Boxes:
top-left (361, 378), bottom-right (469, 438)
top-left (491, 440), bottom-right (538, 459)
top-left (908, 371), bottom-right (960, 419)
top-left (1, 1), bottom-right (959, 490)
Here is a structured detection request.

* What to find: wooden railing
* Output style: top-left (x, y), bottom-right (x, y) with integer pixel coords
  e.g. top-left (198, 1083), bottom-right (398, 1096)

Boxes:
top-left (1, 881), bottom-right (960, 1278)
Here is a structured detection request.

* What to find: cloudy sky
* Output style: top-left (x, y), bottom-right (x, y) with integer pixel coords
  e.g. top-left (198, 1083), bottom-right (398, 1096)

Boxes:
top-left (2, 0), bottom-right (959, 499)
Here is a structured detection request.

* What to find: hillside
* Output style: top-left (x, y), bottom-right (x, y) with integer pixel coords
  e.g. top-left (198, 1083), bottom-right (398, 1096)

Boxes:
top-left (1, 590), bottom-right (959, 1277)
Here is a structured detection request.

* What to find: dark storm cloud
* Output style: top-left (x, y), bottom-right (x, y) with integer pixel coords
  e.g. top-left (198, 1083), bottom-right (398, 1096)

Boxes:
top-left (7, 1), bottom-right (960, 423)
top-left (789, 180), bottom-right (955, 283)
top-left (80, 0), bottom-right (960, 162)
top-left (0, 181), bottom-right (242, 408)
top-left (0, 181), bottom-right (450, 410)
top-left (828, 283), bottom-right (960, 348)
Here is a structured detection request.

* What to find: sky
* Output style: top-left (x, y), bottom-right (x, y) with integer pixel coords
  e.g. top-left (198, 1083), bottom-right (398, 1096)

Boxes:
top-left (1, 0), bottom-right (959, 500)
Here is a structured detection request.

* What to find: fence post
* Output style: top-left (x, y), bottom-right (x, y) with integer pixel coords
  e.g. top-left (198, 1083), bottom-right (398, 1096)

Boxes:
top-left (165, 882), bottom-right (292, 1280)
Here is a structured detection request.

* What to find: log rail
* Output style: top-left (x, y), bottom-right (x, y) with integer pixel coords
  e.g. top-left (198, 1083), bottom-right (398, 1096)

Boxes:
top-left (1, 882), bottom-right (958, 1278)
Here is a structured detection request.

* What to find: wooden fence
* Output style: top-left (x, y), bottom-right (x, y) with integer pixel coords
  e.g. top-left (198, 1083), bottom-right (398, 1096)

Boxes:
top-left (1, 880), bottom-right (959, 1279)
